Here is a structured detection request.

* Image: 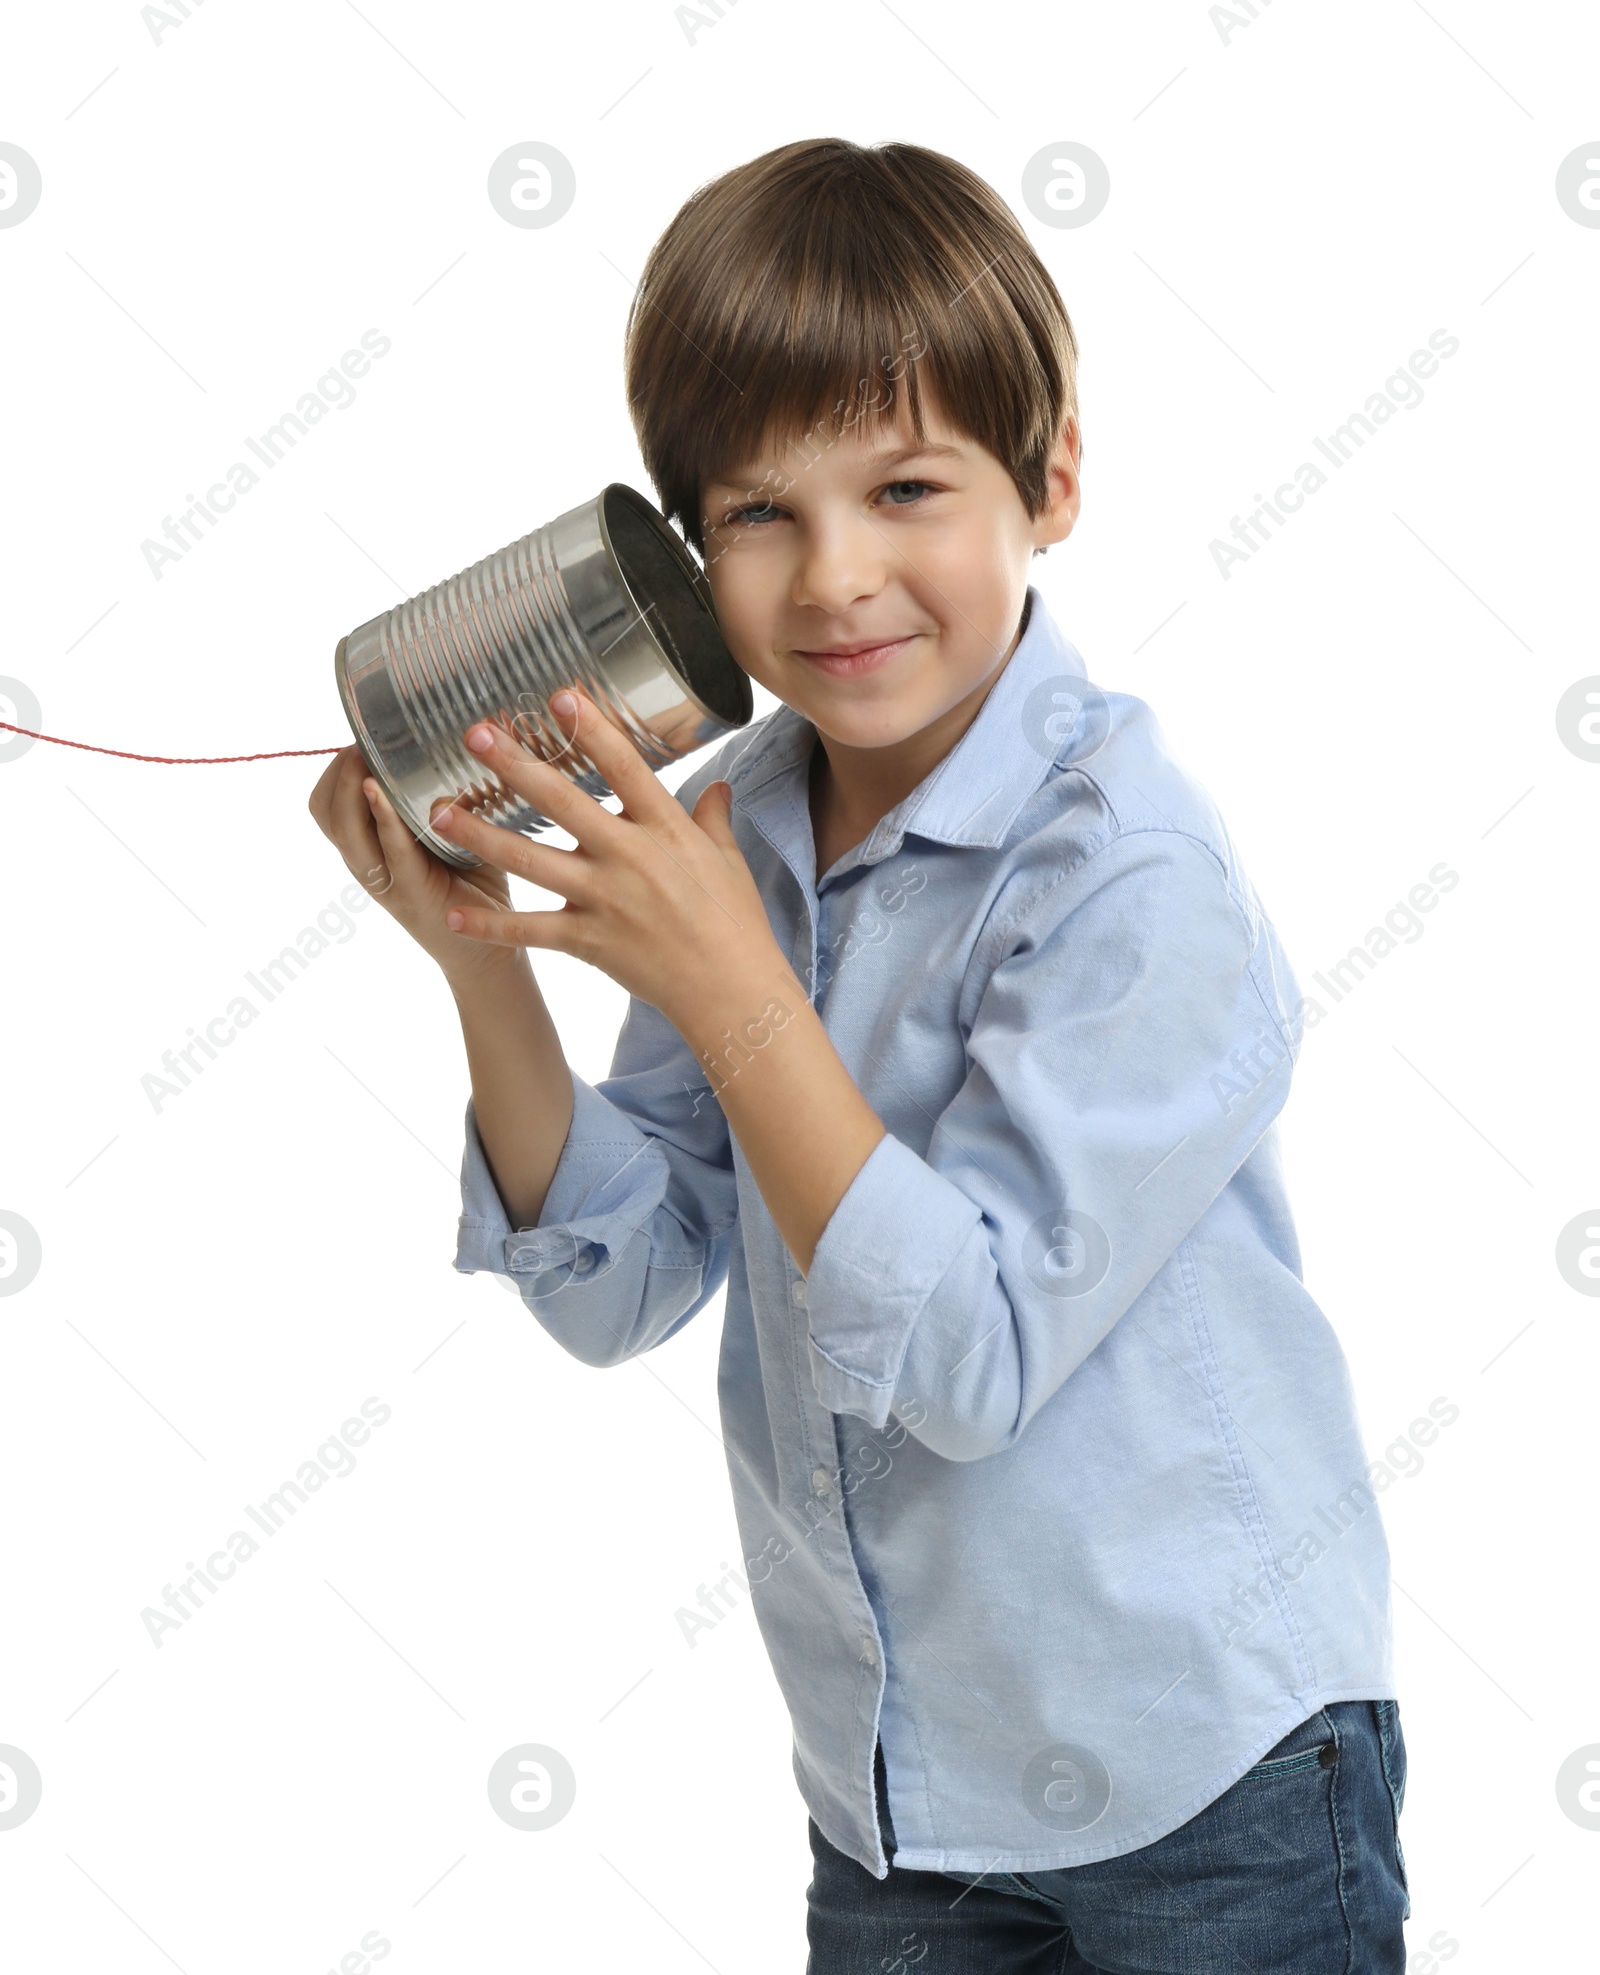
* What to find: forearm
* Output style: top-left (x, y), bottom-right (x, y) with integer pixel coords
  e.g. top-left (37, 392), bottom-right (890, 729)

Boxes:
top-left (674, 958), bottom-right (885, 1276)
top-left (450, 957), bottom-right (574, 1229)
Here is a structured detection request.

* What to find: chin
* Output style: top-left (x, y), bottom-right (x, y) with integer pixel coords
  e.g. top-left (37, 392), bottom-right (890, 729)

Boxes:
top-left (812, 700), bottom-right (931, 748)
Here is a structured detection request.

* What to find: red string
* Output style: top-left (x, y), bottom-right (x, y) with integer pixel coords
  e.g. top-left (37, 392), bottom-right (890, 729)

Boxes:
top-left (0, 720), bottom-right (343, 764)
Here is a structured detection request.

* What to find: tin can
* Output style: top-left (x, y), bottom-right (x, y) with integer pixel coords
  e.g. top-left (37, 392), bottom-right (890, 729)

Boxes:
top-left (334, 483), bottom-right (750, 870)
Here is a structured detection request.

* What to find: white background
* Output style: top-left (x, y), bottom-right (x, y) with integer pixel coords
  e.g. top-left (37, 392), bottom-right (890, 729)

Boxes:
top-left (2, 2), bottom-right (1596, 1969)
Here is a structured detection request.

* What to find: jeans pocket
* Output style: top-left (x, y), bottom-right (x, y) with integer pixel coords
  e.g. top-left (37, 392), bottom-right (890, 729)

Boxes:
top-left (1373, 1699), bottom-right (1410, 1901)
top-left (1373, 1699), bottom-right (1407, 1815)
top-left (1243, 1707), bottom-right (1337, 1779)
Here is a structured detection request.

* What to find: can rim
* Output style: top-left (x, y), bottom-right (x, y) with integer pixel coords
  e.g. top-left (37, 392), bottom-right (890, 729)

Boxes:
top-left (597, 483), bottom-right (753, 731)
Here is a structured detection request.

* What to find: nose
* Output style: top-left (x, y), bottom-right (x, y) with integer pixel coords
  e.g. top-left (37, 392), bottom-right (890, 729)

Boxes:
top-left (788, 511), bottom-right (887, 617)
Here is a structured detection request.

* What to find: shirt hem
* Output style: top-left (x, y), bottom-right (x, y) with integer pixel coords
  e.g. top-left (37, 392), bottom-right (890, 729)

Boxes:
top-left (851, 1679), bottom-right (1399, 1877)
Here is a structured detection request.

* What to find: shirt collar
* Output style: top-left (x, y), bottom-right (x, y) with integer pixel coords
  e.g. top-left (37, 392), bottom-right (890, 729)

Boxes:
top-left (722, 586), bottom-right (1100, 879)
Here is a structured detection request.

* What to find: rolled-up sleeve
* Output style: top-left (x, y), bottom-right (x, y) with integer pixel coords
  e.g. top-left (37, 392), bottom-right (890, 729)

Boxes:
top-left (800, 827), bottom-right (1303, 1460)
top-left (454, 990), bottom-right (739, 1368)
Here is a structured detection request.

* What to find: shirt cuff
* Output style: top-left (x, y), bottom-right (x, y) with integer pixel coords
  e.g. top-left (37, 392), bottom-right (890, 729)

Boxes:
top-left (454, 1075), bottom-right (669, 1291)
top-left (802, 1130), bottom-right (981, 1427)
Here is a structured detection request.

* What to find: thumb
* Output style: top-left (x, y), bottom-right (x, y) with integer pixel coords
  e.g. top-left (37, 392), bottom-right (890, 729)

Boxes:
top-left (692, 779), bottom-right (738, 844)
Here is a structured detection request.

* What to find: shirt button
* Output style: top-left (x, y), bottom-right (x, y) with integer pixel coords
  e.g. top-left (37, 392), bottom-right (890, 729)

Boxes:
top-left (861, 1636), bottom-right (879, 1669)
top-left (792, 1279), bottom-right (808, 1308)
top-left (572, 1250), bottom-right (594, 1274)
top-left (811, 1467), bottom-right (832, 1497)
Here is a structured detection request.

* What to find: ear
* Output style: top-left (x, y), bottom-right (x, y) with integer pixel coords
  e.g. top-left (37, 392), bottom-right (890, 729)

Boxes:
top-left (1032, 414), bottom-right (1081, 554)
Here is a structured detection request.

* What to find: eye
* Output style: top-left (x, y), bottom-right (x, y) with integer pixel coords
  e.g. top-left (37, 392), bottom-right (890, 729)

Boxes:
top-left (721, 499), bottom-right (782, 527)
top-left (717, 478), bottom-right (938, 529)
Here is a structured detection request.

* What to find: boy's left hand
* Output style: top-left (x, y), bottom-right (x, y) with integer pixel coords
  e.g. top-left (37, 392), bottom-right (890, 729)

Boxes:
top-left (428, 685), bottom-right (789, 1033)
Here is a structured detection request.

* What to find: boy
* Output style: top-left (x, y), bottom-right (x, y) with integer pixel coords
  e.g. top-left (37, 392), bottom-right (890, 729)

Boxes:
top-left (311, 139), bottom-right (1409, 1971)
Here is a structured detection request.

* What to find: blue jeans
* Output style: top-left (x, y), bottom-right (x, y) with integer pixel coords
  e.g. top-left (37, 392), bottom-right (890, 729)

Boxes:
top-left (805, 1700), bottom-right (1409, 1973)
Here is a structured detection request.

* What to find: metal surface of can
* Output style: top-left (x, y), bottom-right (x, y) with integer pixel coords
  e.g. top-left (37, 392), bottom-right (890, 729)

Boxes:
top-left (334, 483), bottom-right (751, 870)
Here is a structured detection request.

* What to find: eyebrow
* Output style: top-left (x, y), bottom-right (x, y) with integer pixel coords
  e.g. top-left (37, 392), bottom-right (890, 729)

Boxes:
top-left (705, 441), bottom-right (968, 495)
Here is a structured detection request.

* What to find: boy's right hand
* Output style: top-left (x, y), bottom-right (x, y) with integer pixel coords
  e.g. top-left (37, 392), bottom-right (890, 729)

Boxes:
top-left (307, 742), bottom-right (522, 992)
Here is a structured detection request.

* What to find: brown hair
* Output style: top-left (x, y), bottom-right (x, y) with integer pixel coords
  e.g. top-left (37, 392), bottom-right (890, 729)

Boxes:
top-left (623, 138), bottom-right (1080, 559)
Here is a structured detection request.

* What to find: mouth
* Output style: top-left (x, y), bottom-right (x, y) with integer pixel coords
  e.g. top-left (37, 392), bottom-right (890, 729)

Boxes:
top-left (793, 635), bottom-right (917, 677)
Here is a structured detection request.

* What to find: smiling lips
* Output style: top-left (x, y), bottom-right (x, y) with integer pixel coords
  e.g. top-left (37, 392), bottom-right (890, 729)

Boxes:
top-left (794, 635), bottom-right (916, 677)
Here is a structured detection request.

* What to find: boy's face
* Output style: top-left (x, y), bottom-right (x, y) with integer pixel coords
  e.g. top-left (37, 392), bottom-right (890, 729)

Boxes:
top-left (698, 380), bottom-right (1080, 754)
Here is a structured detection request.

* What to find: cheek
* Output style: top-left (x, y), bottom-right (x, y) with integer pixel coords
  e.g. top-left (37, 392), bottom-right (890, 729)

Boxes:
top-left (705, 537), bottom-right (761, 612)
top-left (706, 552), bottom-right (780, 659)
top-left (916, 610), bottom-right (1029, 722)
top-left (925, 556), bottom-right (1032, 665)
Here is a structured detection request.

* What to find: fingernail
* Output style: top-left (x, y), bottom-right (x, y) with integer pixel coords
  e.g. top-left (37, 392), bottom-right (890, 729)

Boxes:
top-left (363, 780), bottom-right (380, 804)
top-left (466, 725), bottom-right (495, 753)
top-left (551, 690), bottom-right (577, 719)
top-left (446, 911), bottom-right (465, 931)
top-left (433, 807), bottom-right (454, 832)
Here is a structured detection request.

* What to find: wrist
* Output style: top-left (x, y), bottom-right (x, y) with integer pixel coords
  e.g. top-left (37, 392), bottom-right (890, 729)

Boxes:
top-left (444, 948), bottom-right (536, 1009)
top-left (671, 948), bottom-right (811, 1070)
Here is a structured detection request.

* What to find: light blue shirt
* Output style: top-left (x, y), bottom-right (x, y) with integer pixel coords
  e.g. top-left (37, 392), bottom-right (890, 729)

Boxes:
top-left (454, 586), bottom-right (1395, 1877)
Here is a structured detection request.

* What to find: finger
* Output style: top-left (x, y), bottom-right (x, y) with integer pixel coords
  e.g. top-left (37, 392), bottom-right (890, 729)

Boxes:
top-left (540, 686), bottom-right (680, 828)
top-left (455, 711), bottom-right (625, 856)
top-left (690, 778), bottom-right (738, 850)
top-left (442, 898), bottom-right (579, 951)
top-left (307, 747), bottom-right (348, 833)
top-left (461, 693), bottom-right (663, 851)
top-left (310, 744), bottom-right (370, 839)
top-left (362, 775), bottom-right (439, 898)
top-left (325, 751), bottom-right (391, 893)
top-left (429, 791), bottom-right (593, 901)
